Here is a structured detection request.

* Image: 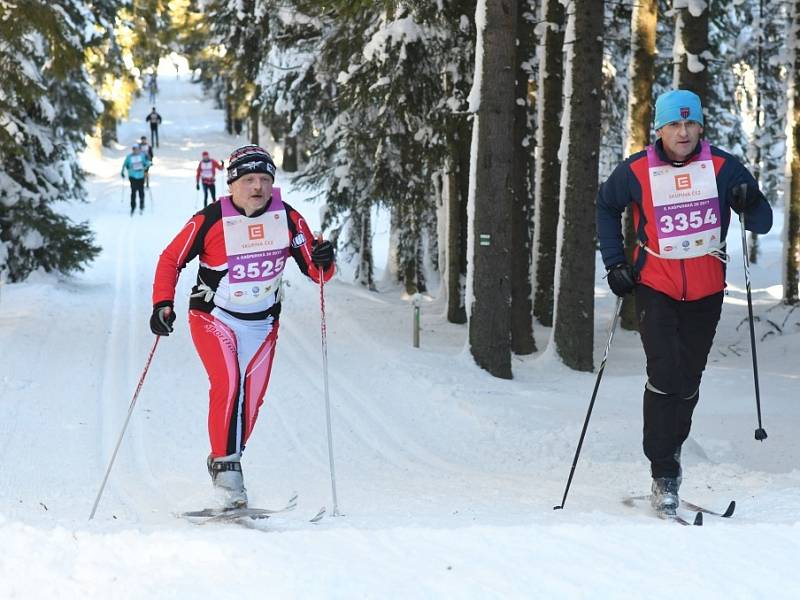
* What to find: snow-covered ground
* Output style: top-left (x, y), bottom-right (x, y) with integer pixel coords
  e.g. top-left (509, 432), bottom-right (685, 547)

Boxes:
top-left (1, 66), bottom-right (799, 599)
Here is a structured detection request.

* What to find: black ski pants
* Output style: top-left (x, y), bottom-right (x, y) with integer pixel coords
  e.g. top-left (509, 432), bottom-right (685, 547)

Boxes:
top-left (150, 124), bottom-right (159, 147)
top-left (202, 182), bottom-right (216, 207)
top-left (635, 284), bottom-right (723, 478)
top-left (129, 177), bottom-right (145, 212)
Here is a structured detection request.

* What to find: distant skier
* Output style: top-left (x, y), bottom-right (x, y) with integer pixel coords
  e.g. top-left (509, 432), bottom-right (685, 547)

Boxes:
top-left (195, 151), bottom-right (224, 207)
top-left (150, 144), bottom-right (335, 509)
top-left (121, 143), bottom-right (151, 215)
top-left (147, 74), bottom-right (158, 103)
top-left (139, 135), bottom-right (154, 188)
top-left (596, 89), bottom-right (773, 516)
top-left (146, 107), bottom-right (162, 148)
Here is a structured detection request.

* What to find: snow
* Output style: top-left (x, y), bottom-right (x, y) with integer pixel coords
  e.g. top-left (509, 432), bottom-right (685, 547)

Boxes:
top-left (0, 73), bottom-right (799, 599)
top-left (674, 0), bottom-right (709, 18)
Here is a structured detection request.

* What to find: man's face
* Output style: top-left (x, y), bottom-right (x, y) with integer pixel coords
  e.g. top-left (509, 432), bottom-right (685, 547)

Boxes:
top-left (230, 173), bottom-right (274, 215)
top-left (657, 120), bottom-right (703, 162)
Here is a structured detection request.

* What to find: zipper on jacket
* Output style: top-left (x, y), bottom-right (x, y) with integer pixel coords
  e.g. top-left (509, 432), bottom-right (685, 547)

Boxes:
top-left (680, 259), bottom-right (687, 301)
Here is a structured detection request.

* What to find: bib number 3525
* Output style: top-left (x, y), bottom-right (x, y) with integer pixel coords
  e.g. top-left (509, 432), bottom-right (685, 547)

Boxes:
top-left (659, 208), bottom-right (718, 234)
top-left (230, 257), bottom-right (285, 281)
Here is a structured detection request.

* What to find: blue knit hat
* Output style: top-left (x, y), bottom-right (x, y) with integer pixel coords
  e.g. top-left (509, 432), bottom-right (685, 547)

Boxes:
top-left (654, 90), bottom-right (703, 130)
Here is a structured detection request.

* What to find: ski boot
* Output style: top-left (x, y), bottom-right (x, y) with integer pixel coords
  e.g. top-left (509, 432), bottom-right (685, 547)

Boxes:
top-left (207, 453), bottom-right (248, 509)
top-left (650, 477), bottom-right (680, 515)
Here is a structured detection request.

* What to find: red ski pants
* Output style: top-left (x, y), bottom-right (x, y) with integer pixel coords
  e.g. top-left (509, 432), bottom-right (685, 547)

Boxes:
top-left (189, 309), bottom-right (279, 458)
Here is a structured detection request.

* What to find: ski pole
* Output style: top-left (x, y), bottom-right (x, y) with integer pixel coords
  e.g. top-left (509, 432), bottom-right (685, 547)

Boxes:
top-left (89, 336), bottom-right (161, 519)
top-left (317, 237), bottom-right (340, 516)
top-left (554, 295), bottom-right (623, 510)
top-left (737, 190), bottom-right (767, 441)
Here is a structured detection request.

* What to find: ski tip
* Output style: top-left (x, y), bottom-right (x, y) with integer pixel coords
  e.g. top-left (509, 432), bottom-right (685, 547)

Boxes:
top-left (310, 507), bottom-right (326, 523)
top-left (693, 512), bottom-right (703, 526)
top-left (722, 500), bottom-right (736, 518)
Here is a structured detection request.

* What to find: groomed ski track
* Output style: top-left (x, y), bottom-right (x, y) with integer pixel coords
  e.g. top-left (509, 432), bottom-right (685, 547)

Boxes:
top-left (1, 63), bottom-right (799, 599)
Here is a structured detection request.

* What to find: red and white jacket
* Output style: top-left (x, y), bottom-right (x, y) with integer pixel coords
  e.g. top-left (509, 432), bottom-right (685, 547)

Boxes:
top-left (196, 158), bottom-right (224, 185)
top-left (152, 196), bottom-right (333, 320)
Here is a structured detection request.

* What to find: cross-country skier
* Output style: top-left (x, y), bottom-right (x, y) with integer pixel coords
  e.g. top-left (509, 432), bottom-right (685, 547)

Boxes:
top-left (139, 136), bottom-right (154, 188)
top-left (146, 107), bottom-right (162, 148)
top-left (150, 144), bottom-right (335, 508)
top-left (195, 151), bottom-right (224, 207)
top-left (596, 89), bottom-right (773, 515)
top-left (147, 73), bottom-right (158, 103)
top-left (121, 143), bottom-right (151, 215)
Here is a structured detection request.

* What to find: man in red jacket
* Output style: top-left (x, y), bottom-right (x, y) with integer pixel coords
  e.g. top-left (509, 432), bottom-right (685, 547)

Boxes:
top-left (150, 144), bottom-right (335, 508)
top-left (596, 89), bottom-right (772, 515)
top-left (195, 151), bottom-right (224, 207)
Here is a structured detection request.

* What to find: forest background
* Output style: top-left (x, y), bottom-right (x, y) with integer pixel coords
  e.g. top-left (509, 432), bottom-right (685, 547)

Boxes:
top-left (1, 0), bottom-right (799, 379)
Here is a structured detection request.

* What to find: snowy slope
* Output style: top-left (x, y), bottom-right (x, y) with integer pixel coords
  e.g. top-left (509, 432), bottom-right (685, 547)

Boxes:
top-left (1, 65), bottom-right (799, 599)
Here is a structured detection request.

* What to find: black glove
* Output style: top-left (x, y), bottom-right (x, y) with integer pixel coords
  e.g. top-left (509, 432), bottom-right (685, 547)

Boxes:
top-left (311, 240), bottom-right (335, 269)
top-left (150, 303), bottom-right (176, 336)
top-left (606, 263), bottom-right (636, 297)
top-left (196, 182), bottom-right (200, 190)
top-left (729, 183), bottom-right (759, 212)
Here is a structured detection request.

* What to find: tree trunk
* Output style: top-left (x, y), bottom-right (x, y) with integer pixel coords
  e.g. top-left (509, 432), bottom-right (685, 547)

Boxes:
top-left (672, 0), bottom-right (709, 106)
top-left (467, 0), bottom-right (517, 379)
top-left (445, 75), bottom-right (470, 324)
top-left (786, 0), bottom-right (800, 305)
top-left (621, 0), bottom-right (657, 331)
top-left (283, 136), bottom-right (298, 172)
top-left (510, 2), bottom-right (536, 355)
top-left (353, 205), bottom-right (375, 290)
top-left (532, 0), bottom-right (564, 327)
top-left (249, 85), bottom-right (261, 145)
top-left (446, 132), bottom-right (469, 323)
top-left (552, 0), bottom-right (604, 372)
top-left (225, 79), bottom-right (234, 135)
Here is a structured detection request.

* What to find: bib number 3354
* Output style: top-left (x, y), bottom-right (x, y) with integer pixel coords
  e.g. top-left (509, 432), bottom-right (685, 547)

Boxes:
top-left (659, 208), bottom-right (718, 234)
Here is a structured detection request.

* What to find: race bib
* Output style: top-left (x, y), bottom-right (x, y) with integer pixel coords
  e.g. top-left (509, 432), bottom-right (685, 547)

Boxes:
top-left (220, 189), bottom-right (290, 306)
top-left (199, 161), bottom-right (214, 180)
top-left (646, 141), bottom-right (722, 259)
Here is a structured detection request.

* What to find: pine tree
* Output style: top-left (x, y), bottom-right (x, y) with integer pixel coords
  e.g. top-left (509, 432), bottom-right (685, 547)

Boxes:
top-left (786, 0), bottom-right (800, 305)
top-left (0, 1), bottom-right (103, 281)
top-left (207, 0), bottom-right (271, 143)
top-left (551, 0), bottom-right (605, 372)
top-left (531, 0), bottom-right (564, 327)
top-left (672, 0), bottom-right (709, 104)
top-left (620, 0), bottom-right (657, 331)
top-left (441, 0), bottom-right (476, 323)
top-left (509, 1), bottom-right (537, 355)
top-left (467, 0), bottom-right (517, 379)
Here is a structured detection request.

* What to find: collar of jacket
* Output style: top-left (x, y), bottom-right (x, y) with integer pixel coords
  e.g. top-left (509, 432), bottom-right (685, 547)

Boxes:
top-left (654, 138), bottom-right (703, 167)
